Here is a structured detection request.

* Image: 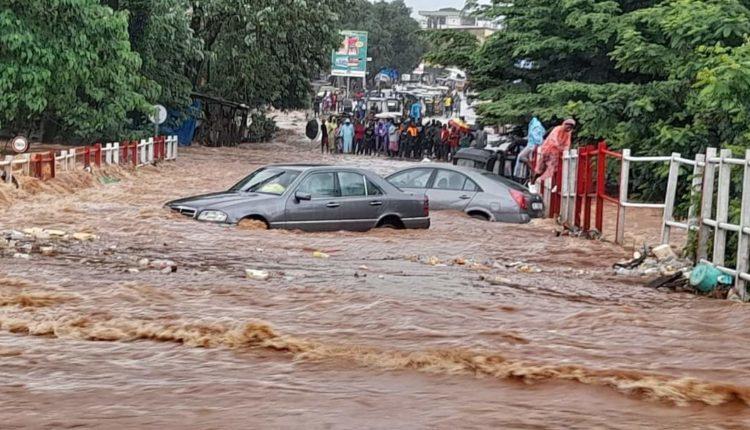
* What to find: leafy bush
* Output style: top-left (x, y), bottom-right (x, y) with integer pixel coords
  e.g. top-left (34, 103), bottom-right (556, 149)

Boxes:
top-left (246, 113), bottom-right (277, 143)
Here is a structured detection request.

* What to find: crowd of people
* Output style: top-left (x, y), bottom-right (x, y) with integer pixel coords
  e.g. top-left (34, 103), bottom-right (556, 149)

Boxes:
top-left (311, 88), bottom-right (578, 192)
top-left (313, 86), bottom-right (475, 161)
top-left (314, 89), bottom-right (462, 119)
top-left (318, 116), bottom-right (476, 161)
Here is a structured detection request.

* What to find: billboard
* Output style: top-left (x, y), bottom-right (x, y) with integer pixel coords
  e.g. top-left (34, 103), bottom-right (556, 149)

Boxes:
top-left (331, 30), bottom-right (368, 78)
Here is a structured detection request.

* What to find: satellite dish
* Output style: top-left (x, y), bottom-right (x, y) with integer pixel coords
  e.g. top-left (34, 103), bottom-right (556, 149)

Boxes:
top-left (10, 135), bottom-right (29, 154)
top-left (149, 104), bottom-right (168, 125)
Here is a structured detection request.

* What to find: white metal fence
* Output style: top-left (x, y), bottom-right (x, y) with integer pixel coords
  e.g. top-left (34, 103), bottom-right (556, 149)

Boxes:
top-left (558, 145), bottom-right (750, 300)
top-left (1, 135), bottom-right (178, 183)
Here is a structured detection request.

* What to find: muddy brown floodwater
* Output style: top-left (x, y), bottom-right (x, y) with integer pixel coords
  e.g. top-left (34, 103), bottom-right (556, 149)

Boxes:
top-left (1, 115), bottom-right (750, 429)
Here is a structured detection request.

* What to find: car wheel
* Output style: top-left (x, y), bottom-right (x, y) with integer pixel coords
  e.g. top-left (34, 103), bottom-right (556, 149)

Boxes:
top-left (238, 217), bottom-right (269, 230)
top-left (378, 222), bottom-right (399, 229)
top-left (468, 212), bottom-right (490, 221)
top-left (376, 216), bottom-right (404, 229)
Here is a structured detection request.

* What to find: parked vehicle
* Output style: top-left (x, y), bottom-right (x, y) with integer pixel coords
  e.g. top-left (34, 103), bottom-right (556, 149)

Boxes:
top-left (452, 137), bottom-right (527, 183)
top-left (167, 165), bottom-right (430, 232)
top-left (386, 164), bottom-right (543, 223)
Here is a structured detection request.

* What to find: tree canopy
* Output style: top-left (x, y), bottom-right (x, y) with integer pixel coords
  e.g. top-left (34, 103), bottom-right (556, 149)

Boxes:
top-left (1, 0), bottom-right (345, 143)
top-left (472, 0), bottom-right (750, 161)
top-left (0, 0), bottom-right (153, 140)
top-left (340, 0), bottom-right (426, 80)
top-left (422, 29), bottom-right (479, 71)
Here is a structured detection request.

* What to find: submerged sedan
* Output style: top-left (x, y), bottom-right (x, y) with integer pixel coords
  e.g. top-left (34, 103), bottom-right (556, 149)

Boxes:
top-left (167, 165), bottom-right (430, 231)
top-left (386, 164), bottom-right (543, 223)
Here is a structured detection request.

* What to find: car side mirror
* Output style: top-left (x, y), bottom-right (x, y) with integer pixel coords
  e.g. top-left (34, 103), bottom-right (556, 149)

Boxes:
top-left (295, 191), bottom-right (312, 201)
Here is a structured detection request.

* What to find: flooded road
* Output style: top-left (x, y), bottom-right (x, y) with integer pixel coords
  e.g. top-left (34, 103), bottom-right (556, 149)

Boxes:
top-left (1, 118), bottom-right (749, 428)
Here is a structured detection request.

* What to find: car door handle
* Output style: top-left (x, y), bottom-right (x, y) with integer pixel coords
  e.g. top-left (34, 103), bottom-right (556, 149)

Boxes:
top-left (459, 195), bottom-right (471, 199)
top-left (326, 202), bottom-right (340, 208)
top-left (369, 201), bottom-right (383, 206)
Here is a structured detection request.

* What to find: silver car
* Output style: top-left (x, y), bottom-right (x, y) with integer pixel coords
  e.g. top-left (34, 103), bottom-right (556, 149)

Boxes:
top-left (386, 164), bottom-right (543, 223)
top-left (167, 165), bottom-right (430, 232)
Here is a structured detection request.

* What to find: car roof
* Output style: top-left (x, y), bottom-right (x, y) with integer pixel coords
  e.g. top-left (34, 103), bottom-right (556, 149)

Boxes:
top-left (454, 148), bottom-right (495, 162)
top-left (265, 164), bottom-right (330, 170)
top-left (305, 165), bottom-right (375, 174)
top-left (387, 163), bottom-right (529, 191)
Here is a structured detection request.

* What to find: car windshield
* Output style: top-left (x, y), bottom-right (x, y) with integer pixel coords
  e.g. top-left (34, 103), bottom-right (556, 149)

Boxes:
top-left (229, 168), bottom-right (301, 195)
top-left (480, 172), bottom-right (529, 192)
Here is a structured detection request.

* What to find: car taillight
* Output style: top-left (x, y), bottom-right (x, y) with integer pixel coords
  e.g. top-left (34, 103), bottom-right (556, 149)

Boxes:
top-left (423, 195), bottom-right (429, 216)
top-left (510, 189), bottom-right (528, 210)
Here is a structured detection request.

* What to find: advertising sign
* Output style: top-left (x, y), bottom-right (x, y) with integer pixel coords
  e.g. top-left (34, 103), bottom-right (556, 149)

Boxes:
top-left (331, 30), bottom-right (368, 78)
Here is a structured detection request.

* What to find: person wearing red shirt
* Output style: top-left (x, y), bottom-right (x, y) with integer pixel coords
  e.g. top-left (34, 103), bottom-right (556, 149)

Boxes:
top-left (354, 120), bottom-right (366, 154)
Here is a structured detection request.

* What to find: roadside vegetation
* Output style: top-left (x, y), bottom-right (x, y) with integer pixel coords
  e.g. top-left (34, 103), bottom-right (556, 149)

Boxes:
top-left (0, 0), bottom-right (347, 143)
top-left (431, 0), bottom-right (750, 159)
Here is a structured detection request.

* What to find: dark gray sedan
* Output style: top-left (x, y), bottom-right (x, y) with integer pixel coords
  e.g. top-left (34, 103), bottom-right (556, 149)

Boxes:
top-left (386, 164), bottom-right (543, 223)
top-left (167, 165), bottom-right (430, 231)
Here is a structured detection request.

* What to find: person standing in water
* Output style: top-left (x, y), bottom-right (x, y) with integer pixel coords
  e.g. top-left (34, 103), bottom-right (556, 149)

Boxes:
top-left (320, 118), bottom-right (329, 153)
top-left (340, 119), bottom-right (355, 154)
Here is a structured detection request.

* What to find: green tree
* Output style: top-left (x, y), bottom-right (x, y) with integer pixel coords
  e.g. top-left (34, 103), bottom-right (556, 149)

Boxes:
top-left (422, 29), bottom-right (479, 71)
top-left (110, 0), bottom-right (203, 112)
top-left (340, 0), bottom-right (426, 79)
top-left (187, 0), bottom-right (345, 145)
top-left (0, 0), bottom-right (153, 140)
top-left (473, 0), bottom-right (750, 158)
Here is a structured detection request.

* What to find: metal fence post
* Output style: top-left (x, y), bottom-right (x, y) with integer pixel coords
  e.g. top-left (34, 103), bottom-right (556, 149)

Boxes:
top-left (561, 150), bottom-right (570, 225)
top-left (616, 149), bottom-right (630, 245)
top-left (661, 152), bottom-right (681, 244)
top-left (113, 142), bottom-right (120, 165)
top-left (148, 137), bottom-right (155, 163)
top-left (568, 149), bottom-right (578, 226)
top-left (3, 156), bottom-right (13, 184)
top-left (67, 149), bottom-right (76, 171)
top-left (697, 148), bottom-right (717, 262)
top-left (734, 149), bottom-right (750, 300)
top-left (688, 153), bottom-right (705, 230)
top-left (712, 148), bottom-right (733, 266)
top-left (595, 141), bottom-right (606, 232)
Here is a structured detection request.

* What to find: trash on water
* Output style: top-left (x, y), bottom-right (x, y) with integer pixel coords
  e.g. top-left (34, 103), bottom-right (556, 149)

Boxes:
top-left (149, 259), bottom-right (176, 271)
top-left (689, 263), bottom-right (733, 293)
top-left (652, 244), bottom-right (676, 262)
top-left (312, 251), bottom-right (330, 259)
top-left (72, 232), bottom-right (97, 242)
top-left (22, 228), bottom-right (49, 240)
top-left (5, 230), bottom-right (25, 241)
top-left (517, 264), bottom-right (541, 273)
top-left (245, 269), bottom-right (270, 280)
top-left (40, 246), bottom-right (55, 256)
top-left (138, 258), bottom-right (150, 268)
top-left (13, 253), bottom-right (30, 260)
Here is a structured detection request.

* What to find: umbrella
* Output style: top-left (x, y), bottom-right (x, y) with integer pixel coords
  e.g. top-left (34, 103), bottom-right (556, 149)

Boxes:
top-left (449, 118), bottom-right (471, 131)
top-left (305, 119), bottom-right (319, 140)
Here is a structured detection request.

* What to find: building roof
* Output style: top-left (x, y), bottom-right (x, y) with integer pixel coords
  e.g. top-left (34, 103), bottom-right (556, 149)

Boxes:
top-left (419, 8), bottom-right (465, 17)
